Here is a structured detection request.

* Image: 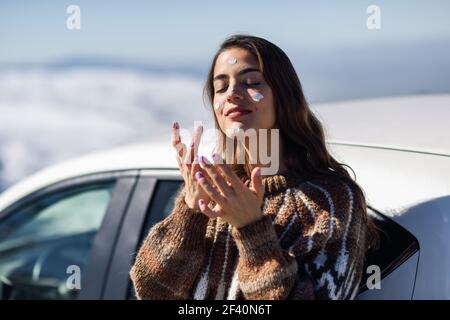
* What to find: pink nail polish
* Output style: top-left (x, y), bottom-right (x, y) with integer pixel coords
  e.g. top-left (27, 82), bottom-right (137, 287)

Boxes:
top-left (195, 171), bottom-right (204, 179)
top-left (212, 153), bottom-right (223, 164)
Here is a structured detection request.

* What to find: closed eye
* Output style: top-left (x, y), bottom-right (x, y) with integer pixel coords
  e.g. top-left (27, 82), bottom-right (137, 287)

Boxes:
top-left (215, 86), bottom-right (227, 93)
top-left (215, 82), bottom-right (261, 94)
top-left (246, 82), bottom-right (261, 87)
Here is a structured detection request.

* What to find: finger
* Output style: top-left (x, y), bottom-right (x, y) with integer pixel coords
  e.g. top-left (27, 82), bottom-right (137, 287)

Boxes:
top-left (171, 122), bottom-right (187, 159)
top-left (192, 125), bottom-right (203, 161)
top-left (186, 125), bottom-right (203, 165)
top-left (176, 143), bottom-right (187, 161)
top-left (198, 199), bottom-right (222, 218)
top-left (198, 156), bottom-right (233, 197)
top-left (171, 121), bottom-right (181, 147)
top-left (250, 167), bottom-right (264, 200)
top-left (190, 157), bottom-right (201, 180)
top-left (185, 139), bottom-right (196, 166)
top-left (177, 156), bottom-right (191, 181)
top-left (195, 171), bottom-right (225, 205)
top-left (176, 153), bottom-right (183, 170)
top-left (211, 153), bottom-right (244, 189)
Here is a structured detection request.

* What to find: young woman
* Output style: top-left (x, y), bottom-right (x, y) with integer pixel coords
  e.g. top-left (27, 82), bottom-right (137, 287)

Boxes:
top-left (130, 34), bottom-right (378, 300)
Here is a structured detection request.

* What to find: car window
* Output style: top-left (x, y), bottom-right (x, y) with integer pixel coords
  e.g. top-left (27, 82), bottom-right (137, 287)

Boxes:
top-left (127, 179), bottom-right (182, 299)
top-left (0, 182), bottom-right (115, 300)
top-left (358, 207), bottom-right (419, 293)
top-left (139, 180), bottom-right (182, 239)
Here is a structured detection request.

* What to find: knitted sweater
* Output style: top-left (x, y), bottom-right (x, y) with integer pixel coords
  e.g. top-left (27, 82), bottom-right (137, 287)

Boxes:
top-left (130, 172), bottom-right (368, 300)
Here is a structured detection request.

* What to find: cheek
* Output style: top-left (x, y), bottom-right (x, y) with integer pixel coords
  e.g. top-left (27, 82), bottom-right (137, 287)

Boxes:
top-left (248, 89), bottom-right (276, 127)
top-left (247, 87), bottom-right (264, 103)
top-left (213, 96), bottom-right (227, 127)
top-left (213, 95), bottom-right (226, 118)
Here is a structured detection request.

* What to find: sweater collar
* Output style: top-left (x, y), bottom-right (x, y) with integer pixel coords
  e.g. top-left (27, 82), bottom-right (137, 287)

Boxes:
top-left (240, 170), bottom-right (310, 196)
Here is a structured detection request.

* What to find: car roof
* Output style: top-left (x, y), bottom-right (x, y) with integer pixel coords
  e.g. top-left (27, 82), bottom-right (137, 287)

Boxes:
top-left (0, 94), bottom-right (449, 212)
top-left (0, 141), bottom-right (180, 211)
top-left (313, 94), bottom-right (450, 156)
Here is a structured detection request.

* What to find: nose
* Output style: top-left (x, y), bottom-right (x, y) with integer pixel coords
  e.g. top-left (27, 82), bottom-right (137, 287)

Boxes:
top-left (226, 85), bottom-right (244, 103)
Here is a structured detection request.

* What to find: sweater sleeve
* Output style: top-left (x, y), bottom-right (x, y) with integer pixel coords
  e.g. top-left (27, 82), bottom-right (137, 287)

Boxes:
top-left (129, 186), bottom-right (210, 299)
top-left (231, 180), bottom-right (367, 300)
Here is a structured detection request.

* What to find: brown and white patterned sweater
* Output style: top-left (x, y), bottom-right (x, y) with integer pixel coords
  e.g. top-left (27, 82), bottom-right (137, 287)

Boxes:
top-left (130, 172), bottom-right (368, 300)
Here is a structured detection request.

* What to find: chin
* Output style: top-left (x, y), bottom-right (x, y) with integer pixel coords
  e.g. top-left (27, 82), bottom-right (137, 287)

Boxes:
top-left (227, 119), bottom-right (255, 130)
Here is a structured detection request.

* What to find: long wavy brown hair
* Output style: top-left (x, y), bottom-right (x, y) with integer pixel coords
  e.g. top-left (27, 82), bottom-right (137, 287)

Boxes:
top-left (203, 34), bottom-right (379, 250)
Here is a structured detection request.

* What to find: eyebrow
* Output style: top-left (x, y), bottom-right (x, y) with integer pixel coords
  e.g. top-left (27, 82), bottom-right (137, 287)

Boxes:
top-left (213, 67), bottom-right (261, 81)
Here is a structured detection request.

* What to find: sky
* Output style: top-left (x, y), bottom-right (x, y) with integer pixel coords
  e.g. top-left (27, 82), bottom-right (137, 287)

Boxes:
top-left (1, 0), bottom-right (450, 65)
top-left (0, 1), bottom-right (449, 190)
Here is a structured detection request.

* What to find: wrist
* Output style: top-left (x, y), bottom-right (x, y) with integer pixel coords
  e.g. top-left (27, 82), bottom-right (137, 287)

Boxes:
top-left (231, 215), bottom-right (283, 262)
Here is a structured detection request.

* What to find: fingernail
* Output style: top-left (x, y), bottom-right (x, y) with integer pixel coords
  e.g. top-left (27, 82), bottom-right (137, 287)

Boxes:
top-left (196, 125), bottom-right (203, 133)
top-left (195, 171), bottom-right (204, 180)
top-left (212, 153), bottom-right (220, 162)
top-left (173, 122), bottom-right (179, 129)
top-left (255, 167), bottom-right (261, 176)
top-left (198, 156), bottom-right (206, 168)
top-left (198, 199), bottom-right (205, 206)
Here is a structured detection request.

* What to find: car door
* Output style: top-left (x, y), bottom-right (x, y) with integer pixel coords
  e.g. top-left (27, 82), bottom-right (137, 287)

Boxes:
top-left (0, 171), bottom-right (138, 300)
top-left (102, 170), bottom-right (182, 300)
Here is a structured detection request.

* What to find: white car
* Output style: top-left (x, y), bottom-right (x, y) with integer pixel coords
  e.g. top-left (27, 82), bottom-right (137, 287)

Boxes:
top-left (0, 94), bottom-right (449, 300)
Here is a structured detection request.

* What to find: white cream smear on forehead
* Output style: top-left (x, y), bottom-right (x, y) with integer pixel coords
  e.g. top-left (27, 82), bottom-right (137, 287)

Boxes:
top-left (227, 56), bottom-right (237, 64)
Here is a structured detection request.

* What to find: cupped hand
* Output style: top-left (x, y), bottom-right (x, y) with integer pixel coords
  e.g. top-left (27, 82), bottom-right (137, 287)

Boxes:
top-left (194, 153), bottom-right (265, 228)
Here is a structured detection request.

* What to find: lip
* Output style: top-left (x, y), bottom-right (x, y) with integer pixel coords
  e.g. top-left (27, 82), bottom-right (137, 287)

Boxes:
top-left (225, 105), bottom-right (253, 118)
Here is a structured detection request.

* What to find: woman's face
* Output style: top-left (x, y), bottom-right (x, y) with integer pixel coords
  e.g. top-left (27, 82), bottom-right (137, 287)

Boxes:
top-left (212, 48), bottom-right (276, 137)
